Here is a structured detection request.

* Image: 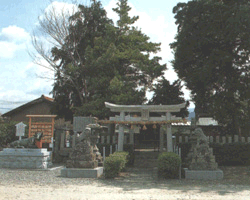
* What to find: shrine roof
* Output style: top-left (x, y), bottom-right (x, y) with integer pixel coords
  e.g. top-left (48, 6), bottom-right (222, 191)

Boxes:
top-left (105, 102), bottom-right (186, 112)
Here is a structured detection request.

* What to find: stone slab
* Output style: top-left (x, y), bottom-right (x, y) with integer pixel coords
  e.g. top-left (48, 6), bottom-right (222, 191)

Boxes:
top-left (184, 168), bottom-right (223, 180)
top-left (0, 148), bottom-right (51, 169)
top-left (61, 167), bottom-right (103, 178)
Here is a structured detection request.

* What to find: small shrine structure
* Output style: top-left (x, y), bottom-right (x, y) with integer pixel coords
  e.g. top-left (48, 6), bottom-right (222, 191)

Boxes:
top-left (103, 102), bottom-right (186, 151)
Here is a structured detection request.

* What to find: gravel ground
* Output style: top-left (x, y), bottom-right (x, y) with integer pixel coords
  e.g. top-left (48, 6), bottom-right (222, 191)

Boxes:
top-left (1, 166), bottom-right (250, 200)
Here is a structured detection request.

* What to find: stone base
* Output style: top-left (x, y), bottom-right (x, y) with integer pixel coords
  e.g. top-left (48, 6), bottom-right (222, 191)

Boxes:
top-left (0, 148), bottom-right (51, 169)
top-left (184, 168), bottom-right (223, 180)
top-left (61, 167), bottom-right (103, 178)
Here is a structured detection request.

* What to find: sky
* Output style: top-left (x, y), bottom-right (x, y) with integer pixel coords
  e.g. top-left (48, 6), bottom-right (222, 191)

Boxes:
top-left (0, 0), bottom-right (192, 115)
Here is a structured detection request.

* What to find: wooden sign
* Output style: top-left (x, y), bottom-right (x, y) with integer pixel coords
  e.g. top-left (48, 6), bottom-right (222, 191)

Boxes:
top-left (15, 122), bottom-right (26, 139)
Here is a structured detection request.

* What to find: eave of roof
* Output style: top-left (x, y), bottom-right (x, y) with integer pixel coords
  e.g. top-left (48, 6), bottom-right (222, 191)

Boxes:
top-left (2, 95), bottom-right (54, 117)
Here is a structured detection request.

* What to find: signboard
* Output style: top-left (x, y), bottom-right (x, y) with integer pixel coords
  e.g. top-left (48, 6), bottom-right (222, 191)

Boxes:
top-left (15, 122), bottom-right (26, 139)
top-left (141, 109), bottom-right (149, 121)
top-left (73, 117), bottom-right (96, 132)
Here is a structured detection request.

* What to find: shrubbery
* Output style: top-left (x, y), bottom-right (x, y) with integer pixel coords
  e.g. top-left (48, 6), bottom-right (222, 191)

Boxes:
top-left (0, 121), bottom-right (28, 147)
top-left (157, 152), bottom-right (181, 179)
top-left (97, 144), bottom-right (135, 165)
top-left (104, 151), bottom-right (129, 178)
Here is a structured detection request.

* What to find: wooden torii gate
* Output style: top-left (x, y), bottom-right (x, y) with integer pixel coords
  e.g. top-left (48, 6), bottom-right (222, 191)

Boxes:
top-left (104, 102), bottom-right (186, 152)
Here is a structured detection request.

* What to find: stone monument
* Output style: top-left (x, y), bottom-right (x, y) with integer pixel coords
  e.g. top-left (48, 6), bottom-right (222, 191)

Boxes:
top-left (184, 128), bottom-right (223, 180)
top-left (61, 124), bottom-right (106, 178)
top-left (66, 124), bottom-right (103, 168)
top-left (0, 132), bottom-right (52, 169)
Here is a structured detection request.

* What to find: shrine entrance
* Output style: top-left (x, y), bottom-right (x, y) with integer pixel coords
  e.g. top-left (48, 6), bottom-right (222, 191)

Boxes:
top-left (103, 102), bottom-right (187, 152)
top-left (134, 125), bottom-right (160, 150)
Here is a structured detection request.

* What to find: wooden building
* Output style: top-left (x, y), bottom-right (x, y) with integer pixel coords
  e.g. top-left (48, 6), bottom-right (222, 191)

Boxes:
top-left (2, 95), bottom-right (55, 122)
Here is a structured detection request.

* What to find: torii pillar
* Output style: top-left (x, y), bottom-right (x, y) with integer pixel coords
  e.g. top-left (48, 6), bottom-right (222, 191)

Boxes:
top-left (118, 111), bottom-right (125, 151)
top-left (166, 112), bottom-right (173, 152)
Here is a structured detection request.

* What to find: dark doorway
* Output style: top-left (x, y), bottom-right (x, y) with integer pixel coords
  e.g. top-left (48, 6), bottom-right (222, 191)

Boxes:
top-left (134, 125), bottom-right (159, 150)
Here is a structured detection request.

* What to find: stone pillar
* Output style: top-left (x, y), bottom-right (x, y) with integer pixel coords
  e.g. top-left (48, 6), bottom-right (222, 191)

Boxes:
top-left (107, 136), bottom-right (110, 144)
top-left (234, 135), bottom-right (239, 143)
top-left (112, 136), bottom-right (116, 144)
top-left (185, 136), bottom-right (188, 143)
top-left (228, 136), bottom-right (232, 143)
top-left (118, 111), bottom-right (125, 151)
top-left (159, 126), bottom-right (164, 152)
top-left (248, 137), bottom-right (250, 143)
top-left (72, 131), bottom-right (77, 148)
top-left (222, 136), bottom-right (226, 144)
top-left (60, 130), bottom-right (66, 149)
top-left (166, 112), bottom-right (173, 152)
top-left (129, 129), bottom-right (134, 144)
top-left (179, 136), bottom-right (182, 143)
top-left (101, 136), bottom-right (105, 144)
top-left (216, 136), bottom-right (220, 143)
top-left (241, 137), bottom-right (245, 143)
top-left (209, 136), bottom-right (213, 143)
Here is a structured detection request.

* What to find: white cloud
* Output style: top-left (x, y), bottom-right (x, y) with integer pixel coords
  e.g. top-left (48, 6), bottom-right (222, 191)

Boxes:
top-left (41, 1), bottom-right (78, 21)
top-left (0, 26), bottom-right (30, 58)
top-left (0, 41), bottom-right (19, 58)
top-left (0, 25), bottom-right (30, 42)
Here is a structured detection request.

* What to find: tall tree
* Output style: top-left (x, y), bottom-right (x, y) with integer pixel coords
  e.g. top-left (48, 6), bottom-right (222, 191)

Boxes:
top-left (149, 76), bottom-right (189, 117)
top-left (33, 0), bottom-right (166, 120)
top-left (171, 0), bottom-right (250, 134)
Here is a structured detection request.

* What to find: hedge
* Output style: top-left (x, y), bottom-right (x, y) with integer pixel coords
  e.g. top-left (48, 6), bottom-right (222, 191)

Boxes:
top-left (157, 152), bottom-right (181, 179)
top-left (97, 144), bottom-right (135, 165)
top-left (104, 151), bottom-right (129, 178)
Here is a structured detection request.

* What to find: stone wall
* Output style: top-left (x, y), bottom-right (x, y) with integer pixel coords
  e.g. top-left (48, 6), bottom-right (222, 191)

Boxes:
top-left (0, 148), bottom-right (51, 169)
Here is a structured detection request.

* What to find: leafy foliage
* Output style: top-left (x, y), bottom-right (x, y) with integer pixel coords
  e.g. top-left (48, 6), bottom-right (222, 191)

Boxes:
top-left (0, 121), bottom-right (28, 146)
top-left (157, 152), bottom-right (181, 179)
top-left (48, 0), bottom-right (166, 120)
top-left (171, 0), bottom-right (250, 134)
top-left (149, 76), bottom-right (189, 117)
top-left (104, 151), bottom-right (129, 178)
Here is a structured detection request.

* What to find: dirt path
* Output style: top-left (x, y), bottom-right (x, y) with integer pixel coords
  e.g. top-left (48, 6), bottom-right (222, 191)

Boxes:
top-left (1, 167), bottom-right (250, 200)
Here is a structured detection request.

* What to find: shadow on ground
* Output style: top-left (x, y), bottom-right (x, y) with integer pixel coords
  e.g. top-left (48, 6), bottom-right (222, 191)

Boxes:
top-left (97, 166), bottom-right (250, 196)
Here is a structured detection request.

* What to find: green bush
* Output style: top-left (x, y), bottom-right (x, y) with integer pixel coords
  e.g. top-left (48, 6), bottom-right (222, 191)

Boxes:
top-left (104, 151), bottom-right (129, 178)
top-left (104, 156), bottom-right (122, 178)
top-left (157, 152), bottom-right (181, 179)
top-left (97, 144), bottom-right (135, 165)
top-left (0, 121), bottom-right (29, 147)
top-left (111, 151), bottom-right (129, 171)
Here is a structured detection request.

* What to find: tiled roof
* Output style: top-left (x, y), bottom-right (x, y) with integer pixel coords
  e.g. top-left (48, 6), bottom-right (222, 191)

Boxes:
top-left (41, 95), bottom-right (54, 102)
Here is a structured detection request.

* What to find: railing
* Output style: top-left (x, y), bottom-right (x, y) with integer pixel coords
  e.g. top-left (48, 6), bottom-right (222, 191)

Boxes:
top-left (177, 135), bottom-right (250, 144)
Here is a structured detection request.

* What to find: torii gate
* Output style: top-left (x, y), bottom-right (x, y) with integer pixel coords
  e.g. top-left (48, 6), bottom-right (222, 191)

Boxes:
top-left (104, 102), bottom-right (186, 152)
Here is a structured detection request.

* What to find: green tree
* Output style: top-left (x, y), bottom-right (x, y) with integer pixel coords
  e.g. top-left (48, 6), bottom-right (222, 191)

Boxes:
top-left (149, 76), bottom-right (189, 117)
top-left (75, 0), bottom-right (166, 119)
top-left (171, 0), bottom-right (250, 134)
top-left (34, 0), bottom-right (166, 120)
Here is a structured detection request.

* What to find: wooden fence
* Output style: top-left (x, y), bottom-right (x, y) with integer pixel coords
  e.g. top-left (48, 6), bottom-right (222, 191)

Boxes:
top-left (177, 135), bottom-right (250, 144)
